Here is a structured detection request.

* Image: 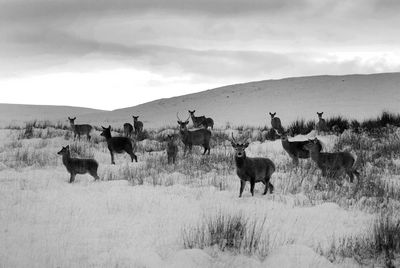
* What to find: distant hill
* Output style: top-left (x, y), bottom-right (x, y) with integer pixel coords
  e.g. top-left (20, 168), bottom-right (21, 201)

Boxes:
top-left (0, 104), bottom-right (106, 127)
top-left (1, 72), bottom-right (399, 128)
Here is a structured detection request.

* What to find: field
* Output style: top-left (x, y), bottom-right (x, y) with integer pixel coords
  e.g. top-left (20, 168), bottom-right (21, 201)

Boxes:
top-left (1, 117), bottom-right (400, 268)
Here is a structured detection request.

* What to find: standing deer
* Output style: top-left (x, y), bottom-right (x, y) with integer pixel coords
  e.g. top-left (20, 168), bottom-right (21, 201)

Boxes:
top-left (177, 113), bottom-right (211, 155)
top-left (202, 117), bottom-right (214, 129)
top-left (166, 134), bottom-right (178, 164)
top-left (316, 112), bottom-right (328, 134)
top-left (68, 117), bottom-right (93, 141)
top-left (132, 116), bottom-right (143, 135)
top-left (100, 126), bottom-right (138, 164)
top-left (231, 134), bottom-right (275, 197)
top-left (188, 110), bottom-right (206, 128)
top-left (269, 112), bottom-right (284, 134)
top-left (304, 139), bottom-right (360, 186)
top-left (279, 131), bottom-right (322, 165)
top-left (57, 145), bottom-right (100, 183)
top-left (123, 123), bottom-right (133, 138)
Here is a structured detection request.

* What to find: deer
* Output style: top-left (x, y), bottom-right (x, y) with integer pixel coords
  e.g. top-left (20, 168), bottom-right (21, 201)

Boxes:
top-left (202, 117), bottom-right (214, 129)
top-left (132, 116), bottom-right (143, 135)
top-left (231, 134), bottom-right (275, 197)
top-left (316, 112), bottom-right (328, 134)
top-left (177, 113), bottom-right (211, 155)
top-left (188, 110), bottom-right (206, 128)
top-left (278, 131), bottom-right (322, 165)
top-left (269, 112), bottom-right (284, 134)
top-left (100, 126), bottom-right (138, 165)
top-left (166, 134), bottom-right (178, 164)
top-left (304, 138), bottom-right (360, 186)
top-left (57, 145), bottom-right (100, 183)
top-left (68, 117), bottom-right (93, 141)
top-left (123, 123), bottom-right (133, 138)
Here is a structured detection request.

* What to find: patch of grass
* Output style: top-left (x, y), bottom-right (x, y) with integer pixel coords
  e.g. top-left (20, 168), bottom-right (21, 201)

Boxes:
top-left (286, 119), bottom-right (315, 136)
top-left (182, 210), bottom-right (268, 257)
top-left (326, 116), bottom-right (349, 134)
top-left (69, 142), bottom-right (95, 159)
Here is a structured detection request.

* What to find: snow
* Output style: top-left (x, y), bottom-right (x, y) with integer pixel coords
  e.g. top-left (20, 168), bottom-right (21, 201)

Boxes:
top-left (0, 165), bottom-right (374, 267)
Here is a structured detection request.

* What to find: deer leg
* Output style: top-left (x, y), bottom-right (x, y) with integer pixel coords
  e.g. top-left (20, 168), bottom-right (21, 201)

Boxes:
top-left (239, 180), bottom-right (246, 198)
top-left (87, 134), bottom-right (91, 141)
top-left (268, 182), bottom-right (274, 194)
top-left (131, 152), bottom-right (138, 162)
top-left (90, 170), bottom-right (100, 181)
top-left (69, 173), bottom-right (76, 183)
top-left (346, 171), bottom-right (354, 183)
top-left (110, 151), bottom-right (115, 165)
top-left (250, 179), bottom-right (255, 196)
top-left (262, 181), bottom-right (268, 195)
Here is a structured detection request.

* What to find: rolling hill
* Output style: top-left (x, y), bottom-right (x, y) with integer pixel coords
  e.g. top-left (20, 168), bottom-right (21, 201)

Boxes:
top-left (1, 72), bottom-right (399, 128)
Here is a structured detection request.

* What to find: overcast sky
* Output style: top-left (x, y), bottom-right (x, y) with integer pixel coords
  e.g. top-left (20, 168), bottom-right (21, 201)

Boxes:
top-left (1, 0), bottom-right (400, 110)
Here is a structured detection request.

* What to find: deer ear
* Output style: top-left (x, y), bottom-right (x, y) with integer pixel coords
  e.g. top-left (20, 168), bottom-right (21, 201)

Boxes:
top-left (244, 142), bottom-right (249, 148)
top-left (68, 117), bottom-right (71, 120)
top-left (66, 145), bottom-right (69, 149)
top-left (177, 121), bottom-right (180, 124)
top-left (102, 126), bottom-right (106, 129)
top-left (185, 120), bottom-right (189, 124)
top-left (73, 117), bottom-right (76, 120)
top-left (108, 125), bottom-right (111, 129)
top-left (231, 141), bottom-right (236, 148)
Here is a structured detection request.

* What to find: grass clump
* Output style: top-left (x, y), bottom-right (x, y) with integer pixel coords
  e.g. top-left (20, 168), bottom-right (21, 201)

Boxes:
top-left (182, 210), bottom-right (268, 257)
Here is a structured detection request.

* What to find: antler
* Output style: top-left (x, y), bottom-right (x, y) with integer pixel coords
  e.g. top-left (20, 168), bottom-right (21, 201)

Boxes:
top-left (176, 112), bottom-right (182, 122)
top-left (231, 132), bottom-right (238, 144)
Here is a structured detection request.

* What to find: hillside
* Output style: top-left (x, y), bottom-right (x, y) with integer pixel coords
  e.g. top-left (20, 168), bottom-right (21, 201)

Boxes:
top-left (1, 72), bottom-right (399, 128)
top-left (90, 72), bottom-right (400, 128)
top-left (0, 104), bottom-right (106, 127)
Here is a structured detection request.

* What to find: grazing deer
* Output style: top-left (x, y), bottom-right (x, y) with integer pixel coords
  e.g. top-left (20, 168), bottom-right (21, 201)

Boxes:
top-left (231, 134), bottom-right (275, 197)
top-left (166, 134), bottom-right (178, 164)
top-left (279, 131), bottom-right (322, 165)
top-left (57, 145), bottom-right (100, 183)
top-left (177, 113), bottom-right (211, 155)
top-left (316, 112), bottom-right (328, 134)
top-left (188, 110), bottom-right (206, 128)
top-left (132, 116), bottom-right (144, 135)
top-left (100, 126), bottom-right (138, 164)
top-left (304, 139), bottom-right (360, 185)
top-left (123, 123), bottom-right (133, 138)
top-left (68, 117), bottom-right (93, 141)
top-left (269, 112), bottom-right (284, 134)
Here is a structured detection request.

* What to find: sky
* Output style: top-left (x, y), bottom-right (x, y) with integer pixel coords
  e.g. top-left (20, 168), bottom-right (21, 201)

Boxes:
top-left (1, 0), bottom-right (400, 110)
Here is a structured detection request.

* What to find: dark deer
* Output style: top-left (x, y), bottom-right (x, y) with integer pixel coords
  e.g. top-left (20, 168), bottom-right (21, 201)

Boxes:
top-left (123, 123), bottom-right (133, 138)
top-left (57, 145), bottom-right (100, 183)
top-left (202, 117), bottom-right (214, 129)
top-left (231, 134), bottom-right (275, 197)
top-left (132, 116), bottom-right (143, 135)
top-left (68, 117), bottom-right (93, 141)
top-left (166, 134), bottom-right (178, 164)
top-left (188, 110), bottom-right (206, 128)
top-left (316, 112), bottom-right (328, 134)
top-left (100, 126), bottom-right (138, 165)
top-left (269, 112), bottom-right (284, 134)
top-left (304, 139), bottom-right (360, 186)
top-left (177, 113), bottom-right (211, 155)
top-left (278, 131), bottom-right (322, 165)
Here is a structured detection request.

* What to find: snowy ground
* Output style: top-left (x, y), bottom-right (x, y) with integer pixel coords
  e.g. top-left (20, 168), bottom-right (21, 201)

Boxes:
top-left (0, 127), bottom-right (398, 267)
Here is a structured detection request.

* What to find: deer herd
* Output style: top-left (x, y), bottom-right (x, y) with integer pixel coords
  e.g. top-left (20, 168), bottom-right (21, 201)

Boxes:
top-left (59, 111), bottom-right (360, 197)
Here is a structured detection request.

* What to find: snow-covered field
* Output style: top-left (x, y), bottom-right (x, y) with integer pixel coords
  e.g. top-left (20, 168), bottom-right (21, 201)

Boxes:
top-left (0, 125), bottom-right (399, 267)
